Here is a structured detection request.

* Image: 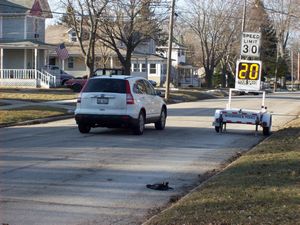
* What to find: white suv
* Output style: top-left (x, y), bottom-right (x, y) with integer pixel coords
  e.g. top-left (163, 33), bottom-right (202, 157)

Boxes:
top-left (75, 75), bottom-right (167, 135)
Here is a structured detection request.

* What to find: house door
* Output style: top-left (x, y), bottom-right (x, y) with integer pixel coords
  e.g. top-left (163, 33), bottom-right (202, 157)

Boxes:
top-left (49, 57), bottom-right (56, 65)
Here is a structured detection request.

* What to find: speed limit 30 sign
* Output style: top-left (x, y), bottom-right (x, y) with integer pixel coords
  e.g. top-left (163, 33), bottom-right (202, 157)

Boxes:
top-left (241, 32), bottom-right (261, 58)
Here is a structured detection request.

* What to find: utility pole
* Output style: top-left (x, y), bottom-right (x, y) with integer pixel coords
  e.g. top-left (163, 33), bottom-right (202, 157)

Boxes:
top-left (291, 49), bottom-right (294, 91)
top-left (240, 0), bottom-right (246, 60)
top-left (164, 0), bottom-right (176, 101)
top-left (297, 50), bottom-right (300, 81)
top-left (241, 0), bottom-right (247, 33)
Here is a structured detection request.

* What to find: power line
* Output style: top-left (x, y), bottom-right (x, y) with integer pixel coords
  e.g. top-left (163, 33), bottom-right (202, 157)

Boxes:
top-left (0, 2), bottom-right (171, 17)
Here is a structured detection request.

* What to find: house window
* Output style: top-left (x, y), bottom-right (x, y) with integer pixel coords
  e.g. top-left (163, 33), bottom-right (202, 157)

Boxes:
top-left (133, 63), bottom-right (140, 72)
top-left (69, 31), bottom-right (77, 42)
top-left (150, 64), bottom-right (156, 74)
top-left (68, 57), bottom-right (74, 68)
top-left (141, 64), bottom-right (146, 72)
top-left (33, 18), bottom-right (39, 39)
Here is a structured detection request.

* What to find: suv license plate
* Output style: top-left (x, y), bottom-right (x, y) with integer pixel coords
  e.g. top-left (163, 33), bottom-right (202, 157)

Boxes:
top-left (97, 97), bottom-right (109, 104)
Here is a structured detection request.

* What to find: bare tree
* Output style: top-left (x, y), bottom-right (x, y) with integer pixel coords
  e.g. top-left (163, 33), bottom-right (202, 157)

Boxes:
top-left (95, 43), bottom-right (112, 68)
top-left (97, 0), bottom-right (165, 74)
top-left (262, 0), bottom-right (300, 89)
top-left (266, 0), bottom-right (300, 57)
top-left (183, 0), bottom-right (240, 88)
top-left (62, 0), bottom-right (109, 77)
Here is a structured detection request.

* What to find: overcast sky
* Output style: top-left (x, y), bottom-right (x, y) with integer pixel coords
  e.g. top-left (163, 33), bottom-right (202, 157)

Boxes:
top-left (46, 0), bottom-right (62, 27)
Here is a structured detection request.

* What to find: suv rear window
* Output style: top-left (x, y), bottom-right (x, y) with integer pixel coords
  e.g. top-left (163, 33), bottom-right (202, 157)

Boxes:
top-left (82, 79), bottom-right (126, 93)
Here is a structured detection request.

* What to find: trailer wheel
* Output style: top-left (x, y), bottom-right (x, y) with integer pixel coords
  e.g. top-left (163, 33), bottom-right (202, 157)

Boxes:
top-left (215, 126), bottom-right (220, 133)
top-left (263, 115), bottom-right (272, 136)
top-left (263, 127), bottom-right (270, 136)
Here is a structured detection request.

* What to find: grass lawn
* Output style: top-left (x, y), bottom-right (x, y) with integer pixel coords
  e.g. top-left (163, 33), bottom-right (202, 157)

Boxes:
top-left (0, 106), bottom-right (70, 125)
top-left (165, 88), bottom-right (227, 103)
top-left (0, 87), bottom-right (77, 102)
top-left (0, 87), bottom-right (225, 103)
top-left (145, 117), bottom-right (300, 225)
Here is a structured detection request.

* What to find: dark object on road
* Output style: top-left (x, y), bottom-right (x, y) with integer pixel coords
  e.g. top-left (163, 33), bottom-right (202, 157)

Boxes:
top-left (146, 182), bottom-right (173, 191)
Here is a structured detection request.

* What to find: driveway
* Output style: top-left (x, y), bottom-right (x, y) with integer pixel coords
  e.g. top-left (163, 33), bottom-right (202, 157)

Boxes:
top-left (0, 92), bottom-right (299, 225)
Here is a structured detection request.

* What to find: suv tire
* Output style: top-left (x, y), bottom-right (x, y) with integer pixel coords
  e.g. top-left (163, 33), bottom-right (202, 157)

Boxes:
top-left (78, 123), bottom-right (91, 133)
top-left (133, 112), bottom-right (145, 135)
top-left (155, 108), bottom-right (166, 130)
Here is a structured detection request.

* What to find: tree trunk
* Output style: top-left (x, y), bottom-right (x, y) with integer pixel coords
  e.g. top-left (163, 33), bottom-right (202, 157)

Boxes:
top-left (85, 57), bottom-right (94, 78)
top-left (221, 62), bottom-right (227, 88)
top-left (205, 67), bottom-right (214, 88)
top-left (123, 50), bottom-right (133, 75)
top-left (123, 61), bottom-right (131, 75)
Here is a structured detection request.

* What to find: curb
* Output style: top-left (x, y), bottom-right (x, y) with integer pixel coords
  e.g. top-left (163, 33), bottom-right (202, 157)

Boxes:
top-left (0, 114), bottom-right (74, 128)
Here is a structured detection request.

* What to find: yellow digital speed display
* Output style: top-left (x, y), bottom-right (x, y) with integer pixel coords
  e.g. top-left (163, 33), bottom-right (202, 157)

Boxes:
top-left (235, 60), bottom-right (262, 91)
top-left (238, 62), bottom-right (260, 80)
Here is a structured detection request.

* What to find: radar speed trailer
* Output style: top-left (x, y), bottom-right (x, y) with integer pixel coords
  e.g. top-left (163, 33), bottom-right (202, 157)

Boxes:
top-left (212, 60), bottom-right (272, 136)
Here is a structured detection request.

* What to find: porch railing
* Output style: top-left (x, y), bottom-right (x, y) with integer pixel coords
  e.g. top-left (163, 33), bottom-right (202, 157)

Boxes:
top-left (36, 70), bottom-right (56, 88)
top-left (0, 69), bottom-right (56, 88)
top-left (1, 69), bottom-right (36, 79)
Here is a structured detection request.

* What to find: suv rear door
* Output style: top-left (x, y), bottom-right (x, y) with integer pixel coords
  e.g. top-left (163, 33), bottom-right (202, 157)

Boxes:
top-left (143, 80), bottom-right (162, 117)
top-left (79, 78), bottom-right (127, 115)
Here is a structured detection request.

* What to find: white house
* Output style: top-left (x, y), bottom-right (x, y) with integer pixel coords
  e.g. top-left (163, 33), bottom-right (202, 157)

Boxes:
top-left (45, 24), bottom-right (168, 85)
top-left (0, 0), bottom-right (56, 88)
top-left (157, 41), bottom-right (200, 87)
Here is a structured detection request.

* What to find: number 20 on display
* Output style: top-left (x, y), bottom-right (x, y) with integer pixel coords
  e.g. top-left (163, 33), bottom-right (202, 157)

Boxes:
top-left (237, 61), bottom-right (261, 80)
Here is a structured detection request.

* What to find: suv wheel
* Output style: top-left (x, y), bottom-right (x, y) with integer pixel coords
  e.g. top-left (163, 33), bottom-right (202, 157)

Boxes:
top-left (78, 123), bottom-right (91, 133)
top-left (155, 108), bottom-right (166, 130)
top-left (133, 112), bottom-right (145, 135)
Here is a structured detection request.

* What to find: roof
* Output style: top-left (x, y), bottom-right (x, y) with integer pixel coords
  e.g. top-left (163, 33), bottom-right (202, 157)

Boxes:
top-left (0, 0), bottom-right (52, 18)
top-left (0, 39), bottom-right (55, 49)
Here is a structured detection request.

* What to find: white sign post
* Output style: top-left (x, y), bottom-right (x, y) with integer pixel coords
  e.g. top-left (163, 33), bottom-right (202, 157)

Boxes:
top-left (241, 32), bottom-right (261, 58)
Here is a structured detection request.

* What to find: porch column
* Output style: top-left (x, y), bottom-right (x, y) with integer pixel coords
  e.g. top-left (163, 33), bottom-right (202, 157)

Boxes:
top-left (44, 50), bottom-right (48, 66)
top-left (1, 48), bottom-right (3, 79)
top-left (110, 56), bottom-right (114, 68)
top-left (145, 57), bottom-right (148, 77)
top-left (34, 48), bottom-right (37, 79)
top-left (24, 49), bottom-right (27, 68)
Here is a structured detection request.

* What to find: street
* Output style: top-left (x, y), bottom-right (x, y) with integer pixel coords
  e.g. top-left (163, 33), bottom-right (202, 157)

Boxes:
top-left (0, 92), bottom-right (299, 225)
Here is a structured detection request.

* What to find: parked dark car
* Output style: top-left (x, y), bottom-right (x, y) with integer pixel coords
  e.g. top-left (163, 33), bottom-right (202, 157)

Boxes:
top-left (65, 68), bottom-right (124, 92)
top-left (43, 65), bottom-right (75, 86)
top-left (148, 80), bottom-right (157, 87)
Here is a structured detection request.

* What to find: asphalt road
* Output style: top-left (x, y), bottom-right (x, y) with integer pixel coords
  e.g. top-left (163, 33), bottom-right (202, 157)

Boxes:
top-left (1, 92), bottom-right (299, 225)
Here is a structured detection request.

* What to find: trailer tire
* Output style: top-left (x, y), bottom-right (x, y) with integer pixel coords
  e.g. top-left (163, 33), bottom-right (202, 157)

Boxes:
top-left (263, 115), bottom-right (272, 136)
top-left (215, 126), bottom-right (220, 133)
top-left (263, 127), bottom-right (270, 136)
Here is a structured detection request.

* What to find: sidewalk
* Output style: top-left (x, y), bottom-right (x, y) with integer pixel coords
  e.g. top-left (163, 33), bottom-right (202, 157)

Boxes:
top-left (0, 99), bottom-right (76, 112)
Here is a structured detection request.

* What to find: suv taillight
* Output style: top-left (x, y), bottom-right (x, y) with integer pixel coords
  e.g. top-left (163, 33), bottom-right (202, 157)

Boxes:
top-left (125, 80), bottom-right (134, 104)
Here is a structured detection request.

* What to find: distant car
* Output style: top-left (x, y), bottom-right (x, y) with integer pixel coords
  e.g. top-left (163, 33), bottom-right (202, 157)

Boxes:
top-left (43, 65), bottom-right (74, 85)
top-left (75, 75), bottom-right (167, 135)
top-left (148, 80), bottom-right (157, 87)
top-left (64, 76), bottom-right (88, 92)
top-left (65, 68), bottom-right (124, 92)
